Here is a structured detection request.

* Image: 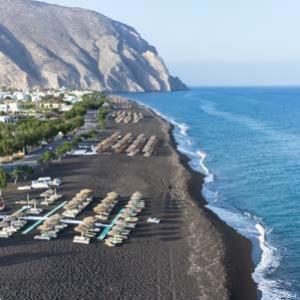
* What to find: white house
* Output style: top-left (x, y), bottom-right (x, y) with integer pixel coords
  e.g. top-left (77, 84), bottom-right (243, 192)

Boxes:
top-left (64, 94), bottom-right (80, 104)
top-left (0, 115), bottom-right (17, 123)
top-left (14, 92), bottom-right (30, 101)
top-left (0, 104), bottom-right (7, 114)
top-left (0, 102), bottom-right (21, 114)
top-left (31, 94), bottom-right (42, 102)
top-left (61, 104), bottom-right (73, 112)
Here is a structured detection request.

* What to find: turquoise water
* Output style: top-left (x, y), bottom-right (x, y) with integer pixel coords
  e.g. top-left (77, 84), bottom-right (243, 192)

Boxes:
top-left (124, 88), bottom-right (300, 300)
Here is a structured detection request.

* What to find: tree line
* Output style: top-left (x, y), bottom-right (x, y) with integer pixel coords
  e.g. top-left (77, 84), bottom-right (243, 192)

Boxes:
top-left (0, 92), bottom-right (107, 157)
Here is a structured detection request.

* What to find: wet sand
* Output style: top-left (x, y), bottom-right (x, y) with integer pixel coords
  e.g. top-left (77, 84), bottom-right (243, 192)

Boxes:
top-left (0, 101), bottom-right (258, 299)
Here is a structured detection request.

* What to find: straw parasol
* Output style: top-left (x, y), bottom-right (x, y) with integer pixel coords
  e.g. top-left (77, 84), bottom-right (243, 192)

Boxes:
top-left (82, 216), bottom-right (95, 226)
top-left (131, 191), bottom-right (143, 200)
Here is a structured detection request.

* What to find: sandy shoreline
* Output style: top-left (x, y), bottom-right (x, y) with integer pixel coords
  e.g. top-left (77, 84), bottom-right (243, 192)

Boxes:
top-left (148, 104), bottom-right (260, 300)
top-left (0, 99), bottom-right (258, 299)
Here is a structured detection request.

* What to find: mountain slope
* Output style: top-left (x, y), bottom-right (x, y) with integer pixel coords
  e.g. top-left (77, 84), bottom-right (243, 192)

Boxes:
top-left (0, 0), bottom-right (187, 92)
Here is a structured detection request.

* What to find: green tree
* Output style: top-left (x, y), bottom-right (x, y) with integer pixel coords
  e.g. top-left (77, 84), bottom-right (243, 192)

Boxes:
top-left (22, 165), bottom-right (34, 180)
top-left (71, 136), bottom-right (82, 147)
top-left (97, 107), bottom-right (108, 130)
top-left (55, 142), bottom-right (72, 161)
top-left (39, 150), bottom-right (54, 170)
top-left (87, 129), bottom-right (97, 139)
top-left (0, 93), bottom-right (108, 158)
top-left (0, 169), bottom-right (7, 201)
top-left (11, 167), bottom-right (24, 185)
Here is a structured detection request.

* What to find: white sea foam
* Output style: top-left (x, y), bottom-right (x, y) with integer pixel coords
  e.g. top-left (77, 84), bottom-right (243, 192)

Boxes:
top-left (196, 150), bottom-right (210, 176)
top-left (177, 123), bottom-right (189, 136)
top-left (204, 205), bottom-right (294, 300)
top-left (197, 99), bottom-right (298, 298)
top-left (204, 173), bottom-right (214, 183)
top-left (253, 223), bottom-right (296, 300)
top-left (187, 139), bottom-right (192, 145)
top-left (127, 97), bottom-right (296, 299)
top-left (202, 186), bottom-right (218, 203)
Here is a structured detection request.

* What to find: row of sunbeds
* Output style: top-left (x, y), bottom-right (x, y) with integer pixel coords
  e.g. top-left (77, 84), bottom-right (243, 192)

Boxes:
top-left (104, 191), bottom-right (145, 247)
top-left (143, 135), bottom-right (158, 157)
top-left (40, 189), bottom-right (63, 206)
top-left (97, 132), bottom-right (158, 157)
top-left (93, 192), bottom-right (119, 221)
top-left (113, 111), bottom-right (144, 124)
top-left (0, 211), bottom-right (27, 238)
top-left (112, 133), bottom-right (133, 154)
top-left (109, 96), bottom-right (132, 109)
top-left (34, 189), bottom-right (94, 241)
top-left (62, 189), bottom-right (93, 218)
top-left (73, 191), bottom-right (119, 244)
top-left (35, 214), bottom-right (67, 241)
top-left (73, 216), bottom-right (99, 244)
top-left (127, 134), bottom-right (147, 157)
top-left (96, 131), bottom-right (121, 153)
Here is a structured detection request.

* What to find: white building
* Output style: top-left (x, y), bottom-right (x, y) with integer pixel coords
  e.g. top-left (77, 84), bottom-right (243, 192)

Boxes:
top-left (31, 94), bottom-right (42, 102)
top-left (14, 92), bottom-right (31, 101)
top-left (64, 94), bottom-right (80, 104)
top-left (61, 104), bottom-right (73, 112)
top-left (0, 102), bottom-right (20, 114)
top-left (0, 115), bottom-right (17, 123)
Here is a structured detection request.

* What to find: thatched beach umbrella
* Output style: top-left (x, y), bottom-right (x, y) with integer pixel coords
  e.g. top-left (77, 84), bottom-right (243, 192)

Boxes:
top-left (113, 224), bottom-right (126, 231)
top-left (75, 223), bottom-right (92, 238)
top-left (50, 214), bottom-right (61, 221)
top-left (82, 216), bottom-right (95, 226)
top-left (38, 223), bottom-right (53, 232)
top-left (107, 191), bottom-right (118, 198)
top-left (116, 220), bottom-right (127, 226)
top-left (108, 229), bottom-right (122, 237)
top-left (131, 191), bottom-right (143, 200)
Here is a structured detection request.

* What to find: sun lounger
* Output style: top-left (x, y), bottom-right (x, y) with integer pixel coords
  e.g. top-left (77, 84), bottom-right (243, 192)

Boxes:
top-left (73, 236), bottom-right (91, 244)
top-left (0, 230), bottom-right (12, 238)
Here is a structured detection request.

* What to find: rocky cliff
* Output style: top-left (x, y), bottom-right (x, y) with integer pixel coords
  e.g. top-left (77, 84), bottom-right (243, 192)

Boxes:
top-left (0, 0), bottom-right (187, 92)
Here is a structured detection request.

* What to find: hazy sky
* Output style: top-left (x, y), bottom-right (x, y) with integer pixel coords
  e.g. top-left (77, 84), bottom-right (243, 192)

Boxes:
top-left (42, 0), bottom-right (300, 86)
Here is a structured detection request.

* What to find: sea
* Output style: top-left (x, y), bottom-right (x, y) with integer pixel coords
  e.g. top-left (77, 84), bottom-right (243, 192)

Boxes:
top-left (124, 87), bottom-right (300, 300)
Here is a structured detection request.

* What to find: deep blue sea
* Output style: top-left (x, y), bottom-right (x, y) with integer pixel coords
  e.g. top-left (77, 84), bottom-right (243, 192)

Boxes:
top-left (124, 87), bottom-right (300, 300)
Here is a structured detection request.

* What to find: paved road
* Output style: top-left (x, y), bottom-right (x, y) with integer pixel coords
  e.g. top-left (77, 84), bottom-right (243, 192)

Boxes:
top-left (0, 138), bottom-right (67, 170)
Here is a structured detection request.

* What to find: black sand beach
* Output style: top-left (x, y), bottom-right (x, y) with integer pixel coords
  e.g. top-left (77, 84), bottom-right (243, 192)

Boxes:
top-left (0, 99), bottom-right (258, 299)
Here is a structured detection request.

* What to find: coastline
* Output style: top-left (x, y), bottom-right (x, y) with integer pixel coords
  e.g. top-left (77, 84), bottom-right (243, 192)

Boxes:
top-left (134, 100), bottom-right (260, 299)
top-left (0, 97), bottom-right (259, 299)
top-left (170, 126), bottom-right (259, 299)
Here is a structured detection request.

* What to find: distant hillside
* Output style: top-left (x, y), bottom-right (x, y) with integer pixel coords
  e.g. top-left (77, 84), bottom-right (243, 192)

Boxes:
top-left (0, 0), bottom-right (187, 92)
